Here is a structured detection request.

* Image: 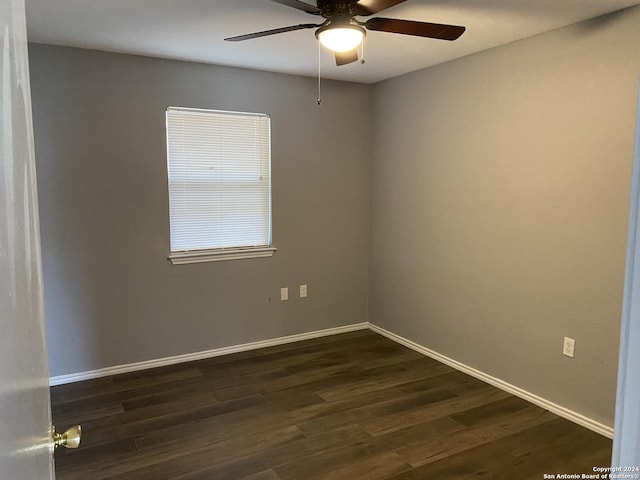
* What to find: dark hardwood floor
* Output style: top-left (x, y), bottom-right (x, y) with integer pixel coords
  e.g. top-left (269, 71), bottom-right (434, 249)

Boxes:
top-left (51, 330), bottom-right (612, 480)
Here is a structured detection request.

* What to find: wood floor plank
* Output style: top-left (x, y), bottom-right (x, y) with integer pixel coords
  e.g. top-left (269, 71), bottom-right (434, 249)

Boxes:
top-left (387, 442), bottom-right (516, 480)
top-left (394, 407), bottom-right (556, 467)
top-left (495, 418), bottom-right (613, 480)
top-left (274, 441), bottom-right (410, 480)
top-left (77, 393), bottom-right (268, 449)
top-left (354, 387), bottom-right (511, 436)
top-left (316, 362), bottom-right (453, 403)
top-left (493, 415), bottom-right (595, 456)
top-left (214, 361), bottom-right (410, 402)
top-left (235, 470), bottom-right (283, 480)
top-left (51, 331), bottom-right (612, 480)
top-left (366, 415), bottom-right (467, 452)
top-left (449, 395), bottom-right (537, 427)
top-left (55, 371), bottom-right (217, 415)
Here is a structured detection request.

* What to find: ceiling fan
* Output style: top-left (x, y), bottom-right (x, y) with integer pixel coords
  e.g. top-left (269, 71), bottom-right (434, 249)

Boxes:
top-left (224, 0), bottom-right (466, 66)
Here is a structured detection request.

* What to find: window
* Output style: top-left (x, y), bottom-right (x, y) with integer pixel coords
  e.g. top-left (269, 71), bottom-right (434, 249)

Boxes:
top-left (166, 107), bottom-right (275, 264)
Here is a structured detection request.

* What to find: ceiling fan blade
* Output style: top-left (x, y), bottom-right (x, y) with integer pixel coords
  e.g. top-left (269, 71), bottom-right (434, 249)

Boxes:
top-left (355, 0), bottom-right (407, 16)
top-left (269, 0), bottom-right (322, 14)
top-left (225, 23), bottom-right (319, 42)
top-left (335, 49), bottom-right (359, 66)
top-left (365, 17), bottom-right (465, 40)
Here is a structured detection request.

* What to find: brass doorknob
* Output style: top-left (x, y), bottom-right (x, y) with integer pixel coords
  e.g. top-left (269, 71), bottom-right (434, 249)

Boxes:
top-left (52, 425), bottom-right (82, 450)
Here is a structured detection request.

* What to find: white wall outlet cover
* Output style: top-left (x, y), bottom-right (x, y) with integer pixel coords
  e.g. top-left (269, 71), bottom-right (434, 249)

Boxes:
top-left (563, 337), bottom-right (575, 358)
top-left (280, 287), bottom-right (289, 301)
top-left (300, 285), bottom-right (308, 298)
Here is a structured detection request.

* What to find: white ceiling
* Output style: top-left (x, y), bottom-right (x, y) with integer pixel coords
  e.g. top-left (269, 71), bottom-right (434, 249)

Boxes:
top-left (25, 0), bottom-right (640, 84)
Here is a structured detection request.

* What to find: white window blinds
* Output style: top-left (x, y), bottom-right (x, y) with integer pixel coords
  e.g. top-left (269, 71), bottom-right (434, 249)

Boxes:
top-left (166, 107), bottom-right (273, 262)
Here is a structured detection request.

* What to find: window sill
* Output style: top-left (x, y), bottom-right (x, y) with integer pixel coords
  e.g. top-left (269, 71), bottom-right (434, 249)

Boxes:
top-left (168, 247), bottom-right (276, 265)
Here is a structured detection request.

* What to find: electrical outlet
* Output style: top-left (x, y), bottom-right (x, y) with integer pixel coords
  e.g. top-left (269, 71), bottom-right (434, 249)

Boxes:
top-left (300, 284), bottom-right (308, 298)
top-left (563, 337), bottom-right (575, 358)
top-left (280, 287), bottom-right (288, 301)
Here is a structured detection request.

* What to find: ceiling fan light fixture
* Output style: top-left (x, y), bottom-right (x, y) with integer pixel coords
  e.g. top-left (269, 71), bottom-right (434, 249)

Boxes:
top-left (316, 25), bottom-right (365, 53)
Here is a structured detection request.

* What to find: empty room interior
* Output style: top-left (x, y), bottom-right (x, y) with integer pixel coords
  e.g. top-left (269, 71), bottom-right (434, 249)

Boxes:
top-left (23, 0), bottom-right (640, 478)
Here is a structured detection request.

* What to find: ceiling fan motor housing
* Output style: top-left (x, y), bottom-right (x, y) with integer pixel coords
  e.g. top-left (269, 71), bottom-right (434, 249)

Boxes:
top-left (317, 0), bottom-right (362, 18)
top-left (314, 15), bottom-right (367, 40)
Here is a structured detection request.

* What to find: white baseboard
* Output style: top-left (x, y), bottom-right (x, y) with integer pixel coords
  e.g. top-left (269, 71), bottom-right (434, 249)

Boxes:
top-left (368, 323), bottom-right (614, 439)
top-left (48, 323), bottom-right (368, 387)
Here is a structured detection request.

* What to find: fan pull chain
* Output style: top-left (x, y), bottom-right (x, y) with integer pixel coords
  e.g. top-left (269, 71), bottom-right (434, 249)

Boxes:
top-left (360, 35), bottom-right (366, 64)
top-left (317, 41), bottom-right (322, 105)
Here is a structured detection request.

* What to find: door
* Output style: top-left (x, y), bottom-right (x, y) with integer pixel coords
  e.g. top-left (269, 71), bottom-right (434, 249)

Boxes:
top-left (0, 0), bottom-right (55, 478)
top-left (612, 75), bottom-right (640, 468)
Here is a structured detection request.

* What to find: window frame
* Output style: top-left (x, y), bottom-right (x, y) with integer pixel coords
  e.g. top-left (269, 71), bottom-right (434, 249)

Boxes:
top-left (165, 106), bottom-right (276, 265)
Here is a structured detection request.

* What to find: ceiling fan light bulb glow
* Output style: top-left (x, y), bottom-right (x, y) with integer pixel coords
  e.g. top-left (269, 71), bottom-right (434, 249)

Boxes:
top-left (317, 26), bottom-right (365, 53)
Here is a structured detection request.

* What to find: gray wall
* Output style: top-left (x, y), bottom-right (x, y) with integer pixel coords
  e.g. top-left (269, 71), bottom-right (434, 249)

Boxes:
top-left (29, 45), bottom-right (372, 377)
top-left (370, 7), bottom-right (640, 427)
